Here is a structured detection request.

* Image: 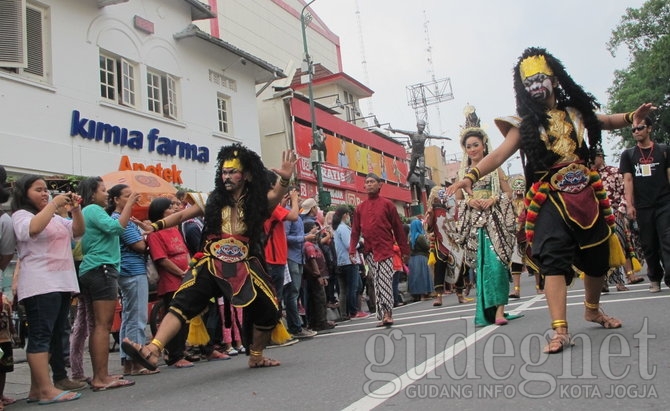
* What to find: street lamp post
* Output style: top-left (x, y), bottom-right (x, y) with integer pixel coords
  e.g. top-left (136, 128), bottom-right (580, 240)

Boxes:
top-left (301, 0), bottom-right (330, 208)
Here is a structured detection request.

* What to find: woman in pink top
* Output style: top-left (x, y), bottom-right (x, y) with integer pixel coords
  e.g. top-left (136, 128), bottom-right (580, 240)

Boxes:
top-left (11, 176), bottom-right (84, 405)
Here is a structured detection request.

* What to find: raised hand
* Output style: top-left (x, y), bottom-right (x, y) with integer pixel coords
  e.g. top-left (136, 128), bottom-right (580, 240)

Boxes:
top-left (632, 103), bottom-right (657, 125)
top-left (273, 150), bottom-right (297, 181)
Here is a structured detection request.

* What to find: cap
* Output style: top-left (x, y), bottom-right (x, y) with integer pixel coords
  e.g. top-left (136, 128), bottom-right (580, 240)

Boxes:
top-left (300, 198), bottom-right (318, 214)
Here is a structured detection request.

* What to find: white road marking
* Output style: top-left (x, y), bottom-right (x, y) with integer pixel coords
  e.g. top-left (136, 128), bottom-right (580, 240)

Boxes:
top-left (340, 295), bottom-right (545, 411)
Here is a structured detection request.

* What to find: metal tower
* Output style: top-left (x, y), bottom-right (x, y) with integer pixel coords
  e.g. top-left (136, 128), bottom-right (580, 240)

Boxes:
top-left (354, 0), bottom-right (373, 116)
top-left (406, 10), bottom-right (454, 133)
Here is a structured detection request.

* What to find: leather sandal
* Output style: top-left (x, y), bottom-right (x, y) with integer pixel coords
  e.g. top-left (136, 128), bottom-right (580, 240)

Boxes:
top-left (615, 283), bottom-right (629, 292)
top-left (432, 294), bottom-right (443, 306)
top-left (543, 332), bottom-right (573, 354)
top-left (121, 338), bottom-right (159, 371)
top-left (586, 309), bottom-right (622, 329)
top-left (626, 272), bottom-right (644, 284)
top-left (248, 350), bottom-right (280, 368)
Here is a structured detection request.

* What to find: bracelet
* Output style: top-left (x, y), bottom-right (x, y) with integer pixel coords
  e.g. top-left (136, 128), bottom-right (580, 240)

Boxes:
top-left (551, 320), bottom-right (568, 330)
top-left (279, 177), bottom-right (290, 187)
top-left (464, 167), bottom-right (481, 185)
top-left (624, 111), bottom-right (634, 124)
top-left (584, 300), bottom-right (599, 310)
top-left (151, 219), bottom-right (166, 232)
top-left (150, 338), bottom-right (164, 351)
top-left (464, 172), bottom-right (478, 185)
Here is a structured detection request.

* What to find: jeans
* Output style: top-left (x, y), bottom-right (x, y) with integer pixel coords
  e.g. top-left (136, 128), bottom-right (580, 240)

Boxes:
top-left (23, 292), bottom-right (71, 381)
top-left (267, 263), bottom-right (287, 304)
top-left (69, 294), bottom-right (93, 380)
top-left (118, 274), bottom-right (149, 361)
top-left (339, 264), bottom-right (360, 316)
top-left (284, 260), bottom-right (303, 334)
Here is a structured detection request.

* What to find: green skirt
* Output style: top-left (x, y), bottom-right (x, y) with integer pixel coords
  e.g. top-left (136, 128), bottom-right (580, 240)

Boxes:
top-left (474, 228), bottom-right (519, 326)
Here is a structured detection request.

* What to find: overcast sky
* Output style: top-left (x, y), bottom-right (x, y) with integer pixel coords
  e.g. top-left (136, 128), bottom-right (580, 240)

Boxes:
top-left (310, 0), bottom-right (647, 174)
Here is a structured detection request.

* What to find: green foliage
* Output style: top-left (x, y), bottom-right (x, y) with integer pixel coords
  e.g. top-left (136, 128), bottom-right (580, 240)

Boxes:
top-left (607, 0), bottom-right (670, 147)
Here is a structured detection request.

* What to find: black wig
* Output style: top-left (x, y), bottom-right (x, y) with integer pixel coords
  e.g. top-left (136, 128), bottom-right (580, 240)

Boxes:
top-left (513, 47), bottom-right (602, 185)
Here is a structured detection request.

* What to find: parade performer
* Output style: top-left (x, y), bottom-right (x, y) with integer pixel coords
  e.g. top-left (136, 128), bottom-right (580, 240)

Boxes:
top-left (448, 47), bottom-right (655, 353)
top-left (425, 186), bottom-right (467, 306)
top-left (123, 144), bottom-right (296, 369)
top-left (454, 126), bottom-right (516, 326)
top-left (507, 174), bottom-right (543, 297)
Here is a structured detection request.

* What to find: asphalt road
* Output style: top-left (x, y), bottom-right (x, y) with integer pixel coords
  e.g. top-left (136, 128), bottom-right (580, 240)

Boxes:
top-left (5, 274), bottom-right (669, 410)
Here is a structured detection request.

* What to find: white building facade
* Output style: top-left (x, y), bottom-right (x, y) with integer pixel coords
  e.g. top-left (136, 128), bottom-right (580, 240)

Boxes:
top-left (0, 0), bottom-right (283, 191)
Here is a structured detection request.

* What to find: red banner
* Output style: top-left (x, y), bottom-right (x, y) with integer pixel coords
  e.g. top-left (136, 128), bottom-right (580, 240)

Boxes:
top-left (296, 156), bottom-right (356, 190)
top-left (293, 123), bottom-right (313, 158)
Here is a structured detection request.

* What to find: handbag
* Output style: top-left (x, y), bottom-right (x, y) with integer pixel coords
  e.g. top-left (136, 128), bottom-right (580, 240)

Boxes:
top-left (146, 258), bottom-right (159, 286)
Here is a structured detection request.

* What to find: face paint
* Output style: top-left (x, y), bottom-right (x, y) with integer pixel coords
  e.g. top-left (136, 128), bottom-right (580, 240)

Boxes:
top-left (221, 168), bottom-right (244, 192)
top-left (522, 73), bottom-right (554, 101)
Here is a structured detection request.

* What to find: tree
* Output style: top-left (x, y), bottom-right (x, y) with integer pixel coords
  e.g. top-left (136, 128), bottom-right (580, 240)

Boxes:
top-left (607, 0), bottom-right (670, 147)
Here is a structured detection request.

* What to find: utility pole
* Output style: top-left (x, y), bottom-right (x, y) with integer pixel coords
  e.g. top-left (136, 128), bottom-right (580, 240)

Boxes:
top-left (301, 0), bottom-right (330, 208)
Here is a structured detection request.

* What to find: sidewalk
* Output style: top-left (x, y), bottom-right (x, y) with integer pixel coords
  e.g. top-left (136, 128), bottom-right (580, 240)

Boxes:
top-left (4, 338), bottom-right (125, 401)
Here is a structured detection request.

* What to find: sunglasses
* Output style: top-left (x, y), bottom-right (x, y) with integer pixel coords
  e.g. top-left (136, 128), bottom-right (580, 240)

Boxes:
top-left (631, 125), bottom-right (647, 132)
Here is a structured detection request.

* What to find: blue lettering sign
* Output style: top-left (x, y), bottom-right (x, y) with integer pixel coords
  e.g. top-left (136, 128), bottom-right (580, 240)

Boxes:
top-left (70, 110), bottom-right (209, 163)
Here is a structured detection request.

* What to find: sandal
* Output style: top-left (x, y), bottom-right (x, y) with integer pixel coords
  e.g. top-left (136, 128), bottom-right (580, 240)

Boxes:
top-left (432, 295), bottom-right (442, 307)
top-left (121, 338), bottom-right (159, 371)
top-left (90, 379), bottom-right (135, 392)
top-left (376, 319), bottom-right (394, 327)
top-left (616, 283), bottom-right (629, 292)
top-left (543, 332), bottom-right (573, 354)
top-left (586, 309), bottom-right (622, 329)
top-left (248, 356), bottom-right (281, 368)
top-left (130, 367), bottom-right (160, 376)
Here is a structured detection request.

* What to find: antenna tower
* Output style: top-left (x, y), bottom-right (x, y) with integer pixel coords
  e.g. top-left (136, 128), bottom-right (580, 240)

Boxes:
top-left (354, 0), bottom-right (373, 116)
top-left (406, 10), bottom-right (454, 133)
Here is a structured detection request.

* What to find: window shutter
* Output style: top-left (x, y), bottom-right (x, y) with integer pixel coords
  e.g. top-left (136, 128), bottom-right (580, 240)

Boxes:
top-left (0, 0), bottom-right (28, 68)
top-left (120, 58), bottom-right (136, 107)
top-left (166, 74), bottom-right (177, 119)
top-left (24, 4), bottom-right (43, 76)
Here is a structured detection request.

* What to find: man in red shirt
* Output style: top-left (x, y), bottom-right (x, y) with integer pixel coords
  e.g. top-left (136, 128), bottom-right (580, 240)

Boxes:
top-left (350, 173), bottom-right (410, 327)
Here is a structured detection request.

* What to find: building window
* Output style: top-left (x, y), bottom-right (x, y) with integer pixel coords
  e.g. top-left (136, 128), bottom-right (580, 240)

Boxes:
top-left (165, 74), bottom-right (177, 119)
top-left (146, 71), bottom-right (162, 113)
top-left (343, 91), bottom-right (355, 122)
top-left (120, 58), bottom-right (136, 107)
top-left (99, 51), bottom-right (138, 108)
top-left (147, 69), bottom-right (178, 119)
top-left (0, 0), bottom-right (50, 83)
top-left (217, 93), bottom-right (231, 134)
top-left (99, 55), bottom-right (115, 100)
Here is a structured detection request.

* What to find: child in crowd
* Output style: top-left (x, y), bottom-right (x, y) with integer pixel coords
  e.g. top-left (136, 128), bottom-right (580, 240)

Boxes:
top-left (303, 222), bottom-right (334, 331)
top-left (0, 292), bottom-right (15, 409)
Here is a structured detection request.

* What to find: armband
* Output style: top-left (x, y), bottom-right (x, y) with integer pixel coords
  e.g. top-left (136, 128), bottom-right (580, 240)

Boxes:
top-left (624, 111), bottom-right (634, 124)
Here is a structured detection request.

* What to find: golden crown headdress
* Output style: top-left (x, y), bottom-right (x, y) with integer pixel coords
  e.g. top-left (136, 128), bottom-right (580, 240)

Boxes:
top-left (519, 55), bottom-right (553, 80)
